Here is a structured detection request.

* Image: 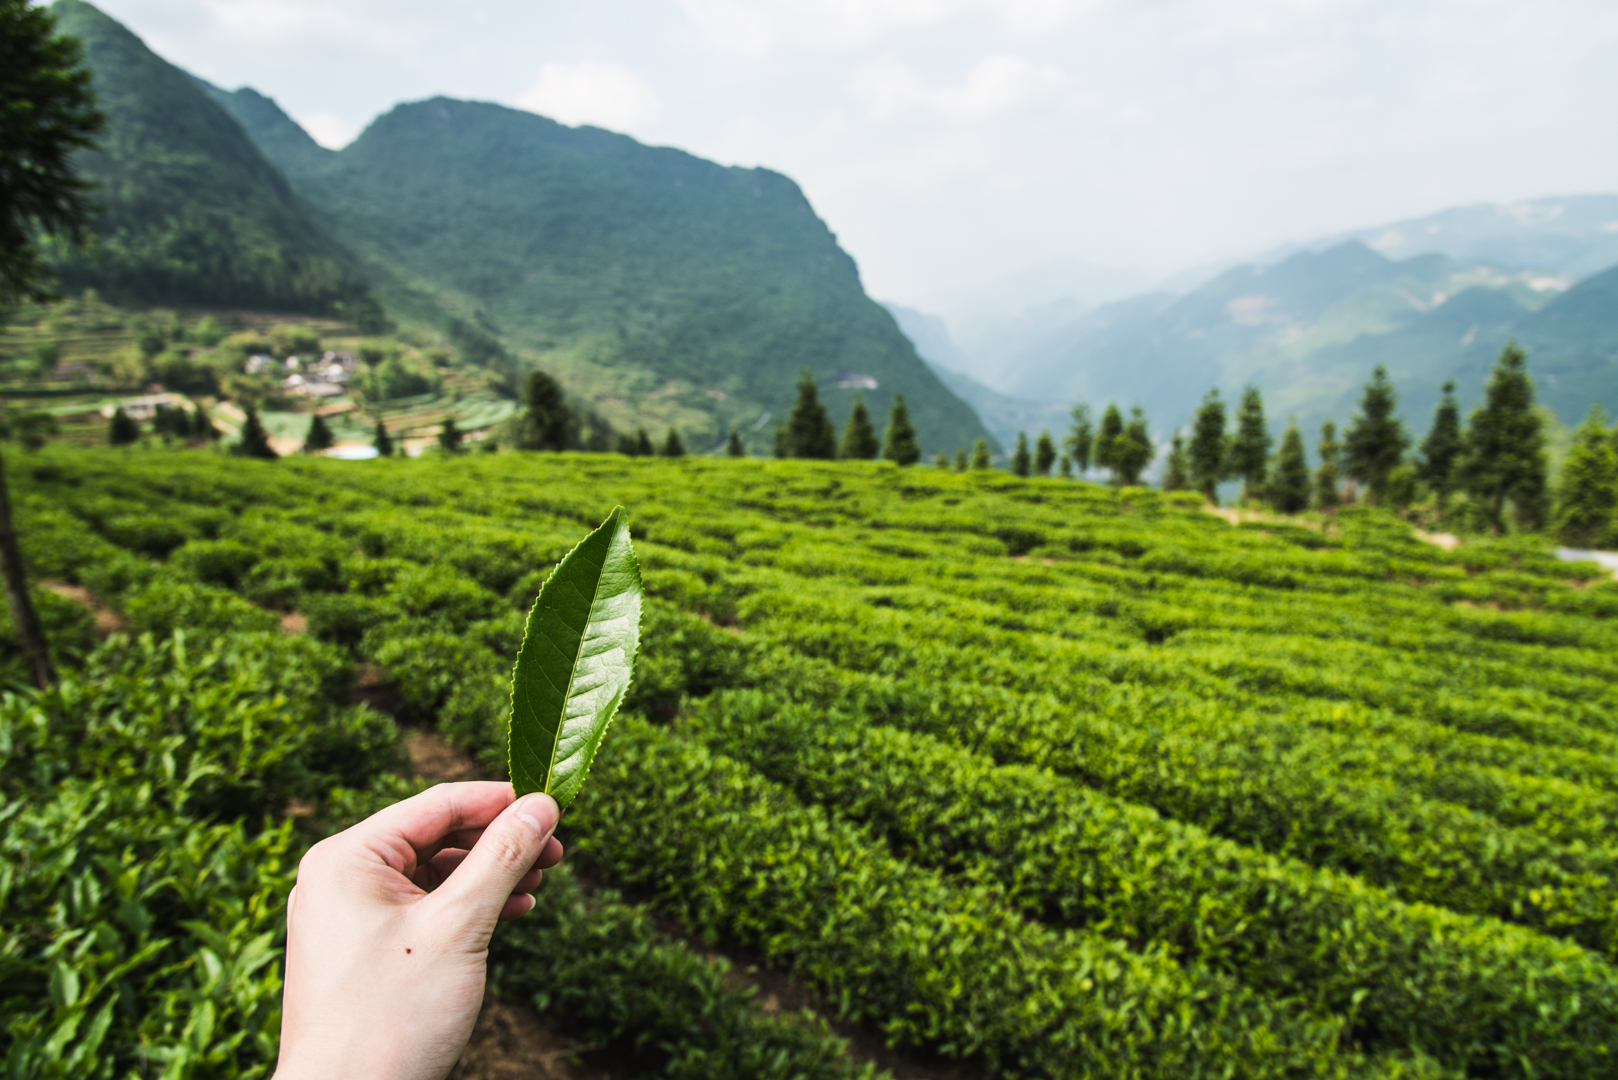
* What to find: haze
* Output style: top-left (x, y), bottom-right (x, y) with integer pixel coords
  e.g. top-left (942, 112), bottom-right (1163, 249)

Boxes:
top-left (86, 0), bottom-right (1618, 305)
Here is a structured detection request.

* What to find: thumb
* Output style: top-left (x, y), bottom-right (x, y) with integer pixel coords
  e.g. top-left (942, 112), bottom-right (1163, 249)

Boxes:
top-left (426, 791), bottom-right (558, 932)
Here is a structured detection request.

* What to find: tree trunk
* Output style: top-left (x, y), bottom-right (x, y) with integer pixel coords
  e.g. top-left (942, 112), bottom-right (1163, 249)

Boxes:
top-left (0, 447), bottom-right (53, 689)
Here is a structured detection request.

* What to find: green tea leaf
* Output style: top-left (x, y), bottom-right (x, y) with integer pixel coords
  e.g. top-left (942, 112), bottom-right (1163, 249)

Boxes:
top-left (508, 506), bottom-right (642, 809)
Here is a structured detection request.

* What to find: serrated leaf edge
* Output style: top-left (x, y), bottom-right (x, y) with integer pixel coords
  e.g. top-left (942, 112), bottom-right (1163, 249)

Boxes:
top-left (507, 506), bottom-right (641, 810)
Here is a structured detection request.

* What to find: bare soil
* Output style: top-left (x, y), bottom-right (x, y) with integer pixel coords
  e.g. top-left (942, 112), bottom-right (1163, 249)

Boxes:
top-left (41, 582), bottom-right (127, 637)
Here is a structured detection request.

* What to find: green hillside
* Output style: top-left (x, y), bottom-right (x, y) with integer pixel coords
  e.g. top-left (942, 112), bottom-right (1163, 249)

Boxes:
top-left (211, 91), bottom-right (992, 454)
top-left (1004, 242), bottom-right (1602, 437)
top-left (46, 1), bottom-right (367, 313)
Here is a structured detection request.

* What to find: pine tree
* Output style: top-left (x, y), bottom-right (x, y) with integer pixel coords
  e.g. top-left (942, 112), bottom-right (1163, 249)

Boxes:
top-left (1269, 421), bottom-right (1310, 513)
top-left (1161, 433), bottom-right (1189, 492)
top-left (934, 450), bottom-right (948, 468)
top-left (1066, 404), bottom-right (1094, 473)
top-left (1417, 380), bottom-right (1463, 517)
top-left (1189, 390), bottom-right (1227, 504)
top-left (1314, 420), bottom-right (1341, 509)
top-left (1343, 365), bottom-right (1410, 505)
top-left (1034, 430), bottom-right (1057, 477)
top-left (438, 417), bottom-right (463, 454)
top-left (233, 407), bottom-right (277, 460)
top-left (1058, 454), bottom-right (1073, 479)
top-left (1011, 432), bottom-right (1031, 477)
top-left (787, 369), bottom-right (836, 459)
top-left (1228, 386), bottom-right (1271, 502)
top-left (662, 428), bottom-right (685, 457)
top-left (192, 402), bottom-right (219, 442)
top-left (954, 448), bottom-right (967, 472)
top-left (520, 370), bottom-right (570, 451)
top-left (773, 425), bottom-right (788, 459)
top-left (373, 419), bottom-right (394, 457)
top-left (883, 394), bottom-right (921, 465)
top-left (1111, 407), bottom-right (1153, 487)
top-left (108, 406), bottom-right (139, 446)
top-left (970, 439), bottom-right (991, 469)
top-left (727, 426), bottom-right (745, 457)
top-left (303, 413), bottom-right (334, 453)
top-left (1553, 405), bottom-right (1617, 547)
top-left (1094, 404), bottom-right (1124, 480)
top-left (839, 393), bottom-right (879, 460)
top-left (1459, 342), bottom-right (1548, 531)
top-left (635, 427), bottom-right (655, 457)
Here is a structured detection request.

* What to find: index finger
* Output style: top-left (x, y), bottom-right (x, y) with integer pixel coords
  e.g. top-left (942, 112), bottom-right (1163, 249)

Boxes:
top-left (352, 781), bottom-right (517, 861)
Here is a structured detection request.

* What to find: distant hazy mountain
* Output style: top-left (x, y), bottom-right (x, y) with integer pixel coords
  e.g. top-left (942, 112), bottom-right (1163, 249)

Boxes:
top-left (50, 1), bottom-right (367, 312)
top-left (883, 304), bottom-right (1068, 451)
top-left (205, 90), bottom-right (991, 453)
top-left (999, 240), bottom-right (1615, 440)
top-left (1295, 195), bottom-right (1618, 279)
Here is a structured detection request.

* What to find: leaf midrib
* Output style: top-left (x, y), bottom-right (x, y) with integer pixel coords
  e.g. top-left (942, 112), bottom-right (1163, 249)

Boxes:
top-left (540, 532), bottom-right (614, 794)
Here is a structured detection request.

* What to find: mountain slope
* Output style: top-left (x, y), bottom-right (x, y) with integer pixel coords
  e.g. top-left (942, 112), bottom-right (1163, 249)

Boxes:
top-left (1001, 242), bottom-right (1599, 438)
top-left (1317, 195), bottom-right (1618, 279)
top-left (48, 1), bottom-right (366, 312)
top-left (213, 92), bottom-right (992, 453)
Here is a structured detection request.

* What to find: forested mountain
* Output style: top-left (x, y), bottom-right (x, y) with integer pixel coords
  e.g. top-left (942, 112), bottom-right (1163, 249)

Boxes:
top-left (207, 89), bottom-right (992, 453)
top-left (47, 1), bottom-right (368, 313)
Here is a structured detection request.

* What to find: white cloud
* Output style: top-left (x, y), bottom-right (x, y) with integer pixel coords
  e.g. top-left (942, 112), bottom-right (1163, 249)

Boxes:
top-left (855, 55), bottom-right (1064, 120)
top-left (296, 111), bottom-right (360, 149)
top-left (517, 61), bottom-right (663, 133)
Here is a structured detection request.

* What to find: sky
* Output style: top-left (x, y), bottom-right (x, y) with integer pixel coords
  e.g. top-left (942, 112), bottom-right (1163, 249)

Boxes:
top-left (84, 0), bottom-right (1618, 306)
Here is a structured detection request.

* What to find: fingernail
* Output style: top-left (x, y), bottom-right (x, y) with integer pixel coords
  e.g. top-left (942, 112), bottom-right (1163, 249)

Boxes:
top-left (514, 793), bottom-right (556, 840)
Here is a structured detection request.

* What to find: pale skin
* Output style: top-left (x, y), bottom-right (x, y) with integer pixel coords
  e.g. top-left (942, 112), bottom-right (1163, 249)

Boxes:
top-left (275, 782), bottom-right (565, 1080)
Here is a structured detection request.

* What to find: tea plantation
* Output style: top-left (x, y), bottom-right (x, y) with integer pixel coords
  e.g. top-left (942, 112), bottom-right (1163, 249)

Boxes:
top-left (5, 447), bottom-right (1618, 1079)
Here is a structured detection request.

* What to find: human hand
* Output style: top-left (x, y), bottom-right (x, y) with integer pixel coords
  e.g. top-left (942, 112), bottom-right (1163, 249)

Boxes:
top-left (275, 782), bottom-right (564, 1080)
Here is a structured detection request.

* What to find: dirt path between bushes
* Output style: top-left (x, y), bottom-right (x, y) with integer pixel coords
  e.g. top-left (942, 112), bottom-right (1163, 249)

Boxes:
top-left (405, 729), bottom-right (984, 1080)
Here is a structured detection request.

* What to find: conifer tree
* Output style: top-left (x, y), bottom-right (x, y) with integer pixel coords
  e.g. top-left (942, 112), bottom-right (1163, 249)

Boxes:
top-left (1269, 421), bottom-right (1310, 513)
top-left (772, 425), bottom-right (788, 459)
top-left (1418, 380), bottom-right (1463, 517)
top-left (1111, 407), bottom-right (1153, 487)
top-left (373, 419), bottom-right (393, 457)
top-left (1228, 386), bottom-right (1271, 502)
top-left (1011, 432), bottom-right (1032, 477)
top-left (1314, 420), bottom-right (1341, 509)
top-left (882, 394), bottom-right (921, 465)
top-left (635, 427), bottom-right (655, 457)
top-left (1189, 390), bottom-right (1228, 504)
top-left (438, 417), bottom-right (463, 454)
top-left (954, 448), bottom-right (967, 472)
top-left (1459, 342), bottom-right (1548, 531)
top-left (727, 426), bottom-right (744, 457)
top-left (839, 393), bottom-right (879, 460)
top-left (233, 407), bottom-right (277, 460)
top-left (1094, 404), bottom-right (1124, 480)
top-left (108, 406), bottom-right (139, 446)
top-left (1344, 365), bottom-right (1409, 505)
top-left (1058, 454), bottom-right (1073, 479)
top-left (662, 428), bottom-right (685, 457)
top-left (520, 370), bottom-right (570, 451)
top-left (787, 369), bottom-right (836, 459)
top-left (303, 413), bottom-right (334, 453)
top-left (1066, 404), bottom-right (1094, 473)
top-left (970, 439), bottom-right (991, 469)
top-left (1034, 430), bottom-right (1057, 477)
top-left (193, 402), bottom-right (219, 442)
top-left (934, 450), bottom-right (948, 468)
top-left (1161, 434), bottom-right (1189, 492)
top-left (1553, 405), bottom-right (1617, 547)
